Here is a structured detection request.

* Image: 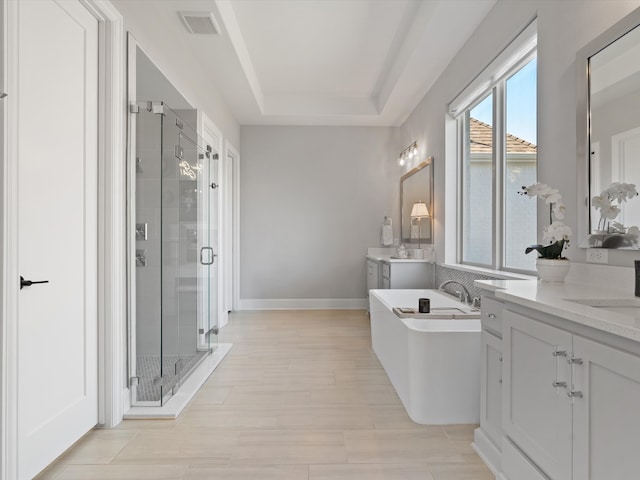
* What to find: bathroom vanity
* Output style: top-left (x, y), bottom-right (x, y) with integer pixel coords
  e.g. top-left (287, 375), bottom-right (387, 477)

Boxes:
top-left (366, 255), bottom-right (431, 289)
top-left (474, 279), bottom-right (640, 480)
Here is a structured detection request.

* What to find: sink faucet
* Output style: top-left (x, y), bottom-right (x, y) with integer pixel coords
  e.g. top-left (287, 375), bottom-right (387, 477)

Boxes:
top-left (438, 280), bottom-right (472, 305)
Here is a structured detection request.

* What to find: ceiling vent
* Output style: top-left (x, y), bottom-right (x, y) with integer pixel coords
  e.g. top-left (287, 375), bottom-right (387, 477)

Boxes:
top-left (179, 11), bottom-right (221, 35)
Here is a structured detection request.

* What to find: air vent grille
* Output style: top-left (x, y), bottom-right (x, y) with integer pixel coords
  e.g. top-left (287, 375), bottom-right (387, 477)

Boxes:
top-left (179, 11), bottom-right (220, 35)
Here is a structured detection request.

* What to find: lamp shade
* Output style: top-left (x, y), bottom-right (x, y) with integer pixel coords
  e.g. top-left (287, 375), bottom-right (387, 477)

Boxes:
top-left (411, 201), bottom-right (430, 218)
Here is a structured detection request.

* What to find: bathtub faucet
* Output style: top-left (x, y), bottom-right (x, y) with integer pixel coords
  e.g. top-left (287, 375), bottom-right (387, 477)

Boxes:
top-left (438, 280), bottom-right (472, 306)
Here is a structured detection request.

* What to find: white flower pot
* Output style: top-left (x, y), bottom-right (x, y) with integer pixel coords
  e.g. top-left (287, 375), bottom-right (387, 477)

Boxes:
top-left (536, 258), bottom-right (570, 282)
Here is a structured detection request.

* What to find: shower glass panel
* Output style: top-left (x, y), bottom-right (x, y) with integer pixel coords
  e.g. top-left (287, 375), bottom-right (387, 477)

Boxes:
top-left (133, 101), bottom-right (217, 406)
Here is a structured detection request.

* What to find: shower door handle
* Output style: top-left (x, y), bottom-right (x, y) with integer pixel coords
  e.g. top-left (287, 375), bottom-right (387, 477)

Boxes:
top-left (200, 247), bottom-right (215, 265)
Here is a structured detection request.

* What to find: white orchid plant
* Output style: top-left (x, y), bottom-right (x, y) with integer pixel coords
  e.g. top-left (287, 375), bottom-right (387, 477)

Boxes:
top-left (519, 183), bottom-right (572, 259)
top-left (591, 182), bottom-right (639, 234)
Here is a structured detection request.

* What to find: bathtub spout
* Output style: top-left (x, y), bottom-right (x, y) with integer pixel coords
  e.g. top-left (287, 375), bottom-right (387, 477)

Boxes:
top-left (438, 280), bottom-right (472, 305)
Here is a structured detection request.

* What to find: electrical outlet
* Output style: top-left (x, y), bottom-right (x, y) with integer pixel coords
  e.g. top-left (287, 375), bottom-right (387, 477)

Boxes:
top-left (586, 248), bottom-right (608, 264)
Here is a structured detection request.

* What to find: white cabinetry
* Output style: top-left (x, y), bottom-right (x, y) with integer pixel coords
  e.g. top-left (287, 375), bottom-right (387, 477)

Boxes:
top-left (366, 259), bottom-right (380, 292)
top-left (379, 260), bottom-right (429, 289)
top-left (502, 309), bottom-right (572, 480)
top-left (501, 308), bottom-right (640, 480)
top-left (572, 335), bottom-right (640, 479)
top-left (474, 295), bottom-right (504, 475)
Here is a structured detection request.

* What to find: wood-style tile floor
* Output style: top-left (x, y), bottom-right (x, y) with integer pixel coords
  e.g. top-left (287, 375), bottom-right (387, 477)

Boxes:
top-left (37, 310), bottom-right (493, 480)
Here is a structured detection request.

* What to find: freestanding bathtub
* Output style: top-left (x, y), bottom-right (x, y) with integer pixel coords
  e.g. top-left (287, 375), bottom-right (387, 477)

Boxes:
top-left (369, 289), bottom-right (481, 425)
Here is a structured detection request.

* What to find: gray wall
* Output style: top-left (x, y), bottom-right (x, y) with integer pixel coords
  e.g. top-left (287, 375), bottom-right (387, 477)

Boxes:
top-left (401, 0), bottom-right (640, 268)
top-left (114, 0), bottom-right (240, 147)
top-left (240, 126), bottom-right (401, 301)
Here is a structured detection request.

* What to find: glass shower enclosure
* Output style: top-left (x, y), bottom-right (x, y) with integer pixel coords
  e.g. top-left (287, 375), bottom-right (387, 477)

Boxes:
top-left (130, 101), bottom-right (218, 406)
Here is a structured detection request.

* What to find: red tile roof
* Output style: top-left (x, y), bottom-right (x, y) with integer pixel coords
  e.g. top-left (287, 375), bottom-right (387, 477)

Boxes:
top-left (470, 117), bottom-right (537, 154)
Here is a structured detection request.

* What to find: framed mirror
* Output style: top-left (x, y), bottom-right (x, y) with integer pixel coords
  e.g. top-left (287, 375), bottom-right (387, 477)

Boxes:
top-left (400, 157), bottom-right (434, 245)
top-left (577, 7), bottom-right (640, 248)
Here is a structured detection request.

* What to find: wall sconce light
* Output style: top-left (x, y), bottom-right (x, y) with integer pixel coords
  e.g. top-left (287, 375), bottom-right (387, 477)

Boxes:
top-left (398, 141), bottom-right (418, 166)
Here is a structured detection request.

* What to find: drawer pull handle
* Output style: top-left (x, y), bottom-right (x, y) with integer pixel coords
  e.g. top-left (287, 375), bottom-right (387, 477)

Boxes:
top-left (552, 381), bottom-right (567, 388)
top-left (568, 390), bottom-right (583, 398)
top-left (552, 350), bottom-right (567, 357)
top-left (568, 357), bottom-right (583, 365)
top-left (487, 313), bottom-right (497, 319)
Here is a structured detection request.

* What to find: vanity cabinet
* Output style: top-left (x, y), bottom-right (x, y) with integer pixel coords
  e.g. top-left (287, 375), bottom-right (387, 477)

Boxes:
top-left (366, 259), bottom-right (380, 291)
top-left (502, 308), bottom-right (640, 480)
top-left (571, 335), bottom-right (640, 480)
top-left (474, 295), bottom-right (504, 474)
top-left (502, 309), bottom-right (572, 480)
top-left (379, 260), bottom-right (429, 289)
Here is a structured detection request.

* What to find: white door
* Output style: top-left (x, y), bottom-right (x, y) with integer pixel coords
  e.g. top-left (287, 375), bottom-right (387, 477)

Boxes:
top-left (14, 1), bottom-right (99, 478)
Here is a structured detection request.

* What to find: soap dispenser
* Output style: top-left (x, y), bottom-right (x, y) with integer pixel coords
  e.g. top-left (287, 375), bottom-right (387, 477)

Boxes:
top-left (397, 244), bottom-right (408, 259)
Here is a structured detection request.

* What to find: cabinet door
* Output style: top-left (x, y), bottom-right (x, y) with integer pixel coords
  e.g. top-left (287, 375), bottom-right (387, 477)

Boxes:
top-left (572, 336), bottom-right (640, 480)
top-left (503, 310), bottom-right (572, 480)
top-left (480, 330), bottom-right (503, 449)
top-left (366, 260), bottom-right (380, 291)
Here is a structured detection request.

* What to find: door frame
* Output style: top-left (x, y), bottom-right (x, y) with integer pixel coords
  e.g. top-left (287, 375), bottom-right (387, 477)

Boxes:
top-left (225, 140), bottom-right (241, 312)
top-left (0, 1), bottom-right (125, 478)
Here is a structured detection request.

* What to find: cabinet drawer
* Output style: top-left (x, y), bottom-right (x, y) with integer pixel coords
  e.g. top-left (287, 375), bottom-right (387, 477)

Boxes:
top-left (381, 262), bottom-right (390, 279)
top-left (482, 296), bottom-right (503, 336)
top-left (503, 437), bottom-right (550, 480)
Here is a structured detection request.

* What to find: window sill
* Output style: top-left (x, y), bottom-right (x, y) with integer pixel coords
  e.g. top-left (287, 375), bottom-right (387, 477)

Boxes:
top-left (440, 263), bottom-right (536, 281)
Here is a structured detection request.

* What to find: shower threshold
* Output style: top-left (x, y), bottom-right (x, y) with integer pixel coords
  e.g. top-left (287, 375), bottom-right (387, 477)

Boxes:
top-left (125, 343), bottom-right (232, 419)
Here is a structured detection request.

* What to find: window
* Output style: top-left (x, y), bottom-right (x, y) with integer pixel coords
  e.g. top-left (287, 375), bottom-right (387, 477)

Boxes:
top-left (451, 21), bottom-right (537, 273)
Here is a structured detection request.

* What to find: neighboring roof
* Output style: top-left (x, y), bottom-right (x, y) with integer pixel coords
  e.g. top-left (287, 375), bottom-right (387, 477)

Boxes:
top-left (470, 117), bottom-right (537, 154)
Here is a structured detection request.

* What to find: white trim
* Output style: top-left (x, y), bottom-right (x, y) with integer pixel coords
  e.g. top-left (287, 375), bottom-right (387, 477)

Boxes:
top-left (201, 114), bottom-right (227, 328)
top-left (239, 298), bottom-right (369, 310)
top-left (2, 2), bottom-right (19, 477)
top-left (82, 0), bottom-right (126, 430)
top-left (225, 141), bottom-right (241, 312)
top-left (448, 18), bottom-right (538, 116)
top-left (472, 429), bottom-right (502, 477)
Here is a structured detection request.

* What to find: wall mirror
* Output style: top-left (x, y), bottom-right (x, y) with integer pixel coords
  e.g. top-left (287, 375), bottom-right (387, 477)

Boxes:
top-left (400, 157), bottom-right (433, 245)
top-left (577, 7), bottom-right (640, 248)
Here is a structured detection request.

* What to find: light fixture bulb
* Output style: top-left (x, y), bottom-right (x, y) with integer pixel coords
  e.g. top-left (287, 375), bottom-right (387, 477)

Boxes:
top-left (412, 145), bottom-right (417, 156)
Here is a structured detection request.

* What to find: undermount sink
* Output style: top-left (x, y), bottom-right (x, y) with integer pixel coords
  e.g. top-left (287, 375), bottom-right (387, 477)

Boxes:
top-left (564, 297), bottom-right (640, 318)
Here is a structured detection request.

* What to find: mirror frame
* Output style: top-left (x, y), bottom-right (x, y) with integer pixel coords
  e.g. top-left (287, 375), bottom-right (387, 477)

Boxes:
top-left (577, 6), bottom-right (640, 248)
top-left (400, 157), bottom-right (434, 245)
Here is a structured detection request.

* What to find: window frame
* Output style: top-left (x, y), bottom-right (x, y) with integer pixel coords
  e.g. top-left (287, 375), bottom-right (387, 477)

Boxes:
top-left (456, 50), bottom-right (538, 274)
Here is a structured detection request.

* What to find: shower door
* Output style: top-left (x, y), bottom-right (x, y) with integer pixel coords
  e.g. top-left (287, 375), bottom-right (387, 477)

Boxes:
top-left (133, 102), bottom-right (217, 406)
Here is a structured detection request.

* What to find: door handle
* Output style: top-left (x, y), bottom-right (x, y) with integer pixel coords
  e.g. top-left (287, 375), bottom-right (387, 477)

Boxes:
top-left (20, 276), bottom-right (49, 290)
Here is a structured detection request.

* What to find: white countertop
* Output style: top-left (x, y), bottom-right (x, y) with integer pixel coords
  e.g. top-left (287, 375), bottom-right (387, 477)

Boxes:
top-left (367, 254), bottom-right (431, 263)
top-left (476, 279), bottom-right (640, 342)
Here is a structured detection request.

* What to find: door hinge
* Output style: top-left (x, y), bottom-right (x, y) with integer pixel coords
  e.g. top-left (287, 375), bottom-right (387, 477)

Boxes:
top-left (129, 376), bottom-right (139, 387)
top-left (129, 104), bottom-right (139, 114)
top-left (0, 92), bottom-right (7, 99)
top-left (175, 145), bottom-right (184, 160)
top-left (212, 153), bottom-right (219, 160)
top-left (176, 117), bottom-right (183, 129)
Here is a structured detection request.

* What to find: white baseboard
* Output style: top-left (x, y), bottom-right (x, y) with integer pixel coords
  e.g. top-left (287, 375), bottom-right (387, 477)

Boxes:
top-left (238, 298), bottom-right (368, 310)
top-left (472, 428), bottom-right (502, 479)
